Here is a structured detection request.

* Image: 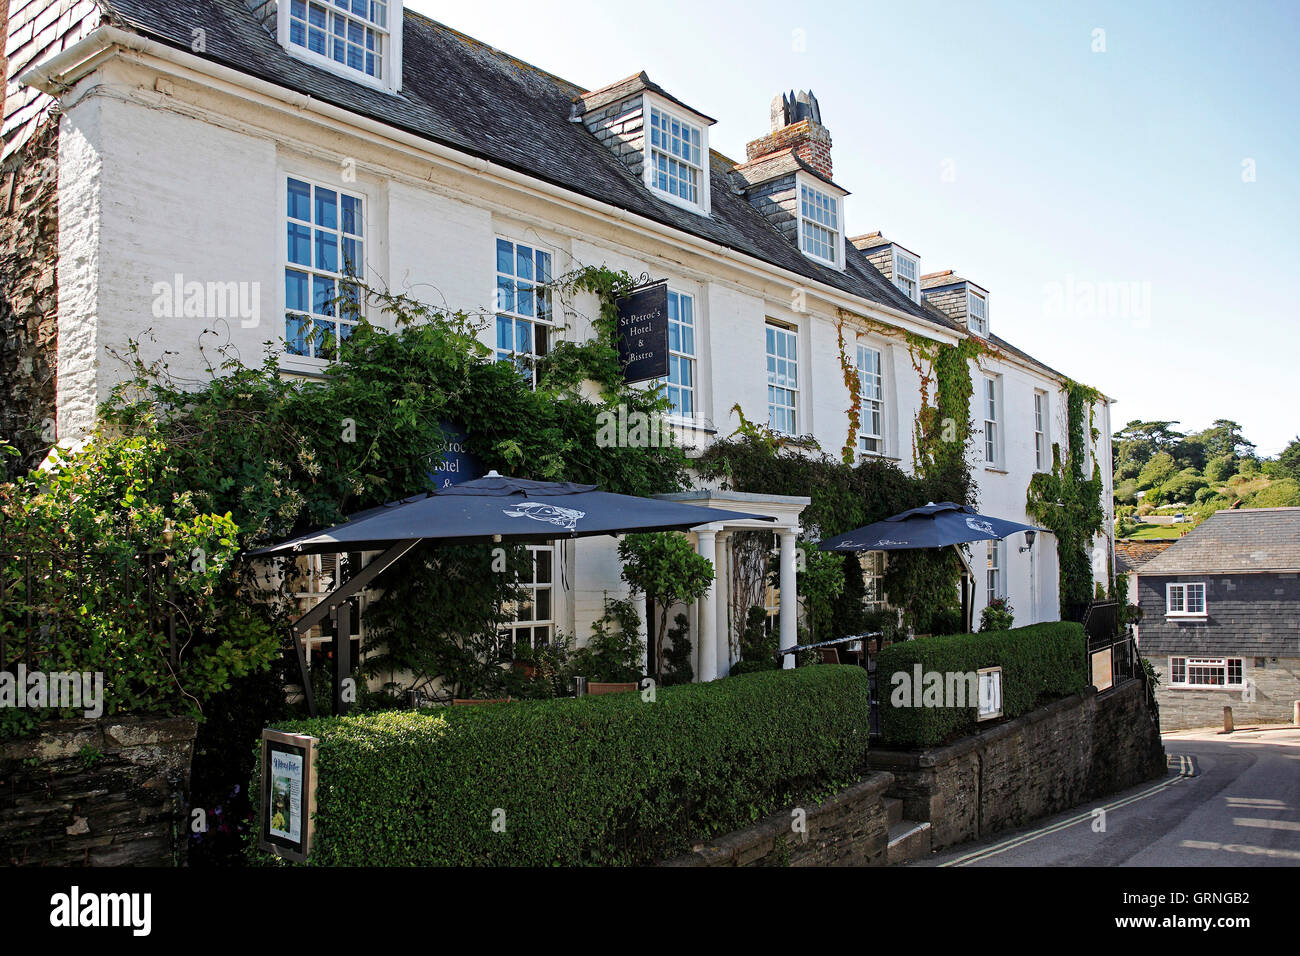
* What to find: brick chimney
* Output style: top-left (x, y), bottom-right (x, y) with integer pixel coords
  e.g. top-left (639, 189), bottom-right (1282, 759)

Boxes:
top-left (745, 90), bottom-right (833, 180)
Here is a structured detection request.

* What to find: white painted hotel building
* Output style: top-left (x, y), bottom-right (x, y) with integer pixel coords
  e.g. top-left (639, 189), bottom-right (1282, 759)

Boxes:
top-left (3, 0), bottom-right (1115, 682)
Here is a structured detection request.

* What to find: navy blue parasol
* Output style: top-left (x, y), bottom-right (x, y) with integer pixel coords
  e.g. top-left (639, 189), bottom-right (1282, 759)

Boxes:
top-left (817, 502), bottom-right (1041, 553)
top-left (251, 472), bottom-right (775, 556)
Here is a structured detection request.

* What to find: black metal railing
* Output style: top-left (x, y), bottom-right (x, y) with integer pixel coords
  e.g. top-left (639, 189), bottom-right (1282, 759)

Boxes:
top-left (0, 547), bottom-right (178, 671)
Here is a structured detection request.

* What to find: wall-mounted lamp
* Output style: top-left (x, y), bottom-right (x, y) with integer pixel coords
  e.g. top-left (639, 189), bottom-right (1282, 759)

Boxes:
top-left (1019, 530), bottom-right (1037, 553)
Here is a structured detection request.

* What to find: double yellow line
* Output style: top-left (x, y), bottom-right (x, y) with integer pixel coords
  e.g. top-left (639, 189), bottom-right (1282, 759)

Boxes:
top-left (940, 755), bottom-right (1195, 866)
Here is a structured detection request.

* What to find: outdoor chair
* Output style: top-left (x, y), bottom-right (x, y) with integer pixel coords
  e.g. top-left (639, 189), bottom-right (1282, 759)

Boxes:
top-left (820, 648), bottom-right (841, 664)
top-left (588, 682), bottom-right (638, 696)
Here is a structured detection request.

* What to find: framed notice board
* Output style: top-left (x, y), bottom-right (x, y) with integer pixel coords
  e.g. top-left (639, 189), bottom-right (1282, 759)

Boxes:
top-left (258, 729), bottom-right (320, 863)
top-left (614, 281), bottom-right (669, 384)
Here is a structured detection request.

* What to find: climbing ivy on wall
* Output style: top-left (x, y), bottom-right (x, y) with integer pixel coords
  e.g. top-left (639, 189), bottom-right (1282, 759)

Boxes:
top-left (1025, 379), bottom-right (1106, 614)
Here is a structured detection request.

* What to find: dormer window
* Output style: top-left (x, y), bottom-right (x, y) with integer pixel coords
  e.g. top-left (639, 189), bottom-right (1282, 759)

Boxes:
top-left (893, 250), bottom-right (919, 301)
top-left (968, 290), bottom-right (988, 336)
top-left (281, 1), bottom-right (402, 93)
top-left (645, 98), bottom-right (710, 215)
top-left (798, 180), bottom-right (843, 268)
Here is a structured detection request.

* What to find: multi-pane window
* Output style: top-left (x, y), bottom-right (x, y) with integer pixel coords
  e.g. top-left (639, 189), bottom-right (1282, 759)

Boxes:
top-left (1169, 657), bottom-right (1243, 688)
top-left (659, 290), bottom-right (696, 418)
top-left (1166, 582), bottom-right (1207, 616)
top-left (862, 551), bottom-right (887, 611)
top-left (1033, 391), bottom-right (1047, 471)
top-left (857, 344), bottom-right (885, 456)
top-left (968, 291), bottom-right (988, 336)
top-left (495, 238), bottom-right (553, 388)
top-left (986, 540), bottom-right (1004, 605)
top-left (983, 376), bottom-right (1000, 466)
top-left (648, 106), bottom-right (703, 207)
top-left (894, 252), bottom-right (919, 301)
top-left (799, 184), bottom-right (840, 266)
top-left (285, 177), bottom-right (364, 361)
top-left (500, 544), bottom-right (555, 657)
top-left (766, 323), bottom-right (798, 435)
top-left (287, 0), bottom-right (388, 80)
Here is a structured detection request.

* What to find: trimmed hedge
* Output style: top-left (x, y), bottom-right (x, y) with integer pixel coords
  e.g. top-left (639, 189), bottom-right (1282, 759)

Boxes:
top-left (251, 665), bottom-right (870, 866)
top-left (876, 622), bottom-right (1088, 749)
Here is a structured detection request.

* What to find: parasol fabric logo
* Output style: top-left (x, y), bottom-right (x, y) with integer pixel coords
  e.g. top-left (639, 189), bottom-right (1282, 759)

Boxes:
top-left (965, 517), bottom-right (996, 536)
top-left (502, 502), bottom-right (586, 532)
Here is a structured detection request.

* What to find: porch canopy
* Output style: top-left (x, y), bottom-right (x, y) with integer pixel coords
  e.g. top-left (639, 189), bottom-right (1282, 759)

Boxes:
top-left (250, 472), bottom-right (775, 714)
top-left (817, 502), bottom-right (1043, 633)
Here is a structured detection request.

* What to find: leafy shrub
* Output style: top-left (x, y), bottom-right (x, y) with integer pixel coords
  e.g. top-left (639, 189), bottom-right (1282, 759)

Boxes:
top-left (1249, 479), bottom-right (1300, 508)
top-left (737, 604), bottom-right (777, 669)
top-left (1204, 454), bottom-right (1237, 483)
top-left (567, 598), bottom-right (645, 683)
top-left (618, 532), bottom-right (713, 680)
top-left (661, 613), bottom-right (693, 686)
top-left (876, 622), bottom-right (1088, 748)
top-left (252, 665), bottom-right (871, 866)
top-left (978, 597), bottom-right (1015, 632)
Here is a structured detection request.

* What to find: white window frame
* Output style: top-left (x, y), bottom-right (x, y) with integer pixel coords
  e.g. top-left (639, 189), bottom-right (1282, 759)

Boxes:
top-left (278, 0), bottom-right (403, 94)
top-left (856, 342), bottom-right (885, 456)
top-left (862, 551), bottom-right (888, 611)
top-left (642, 93), bottom-right (711, 216)
top-left (656, 288), bottom-right (697, 421)
top-left (282, 173), bottom-right (368, 374)
top-left (892, 249), bottom-right (920, 302)
top-left (494, 235), bottom-right (555, 390)
top-left (1166, 582), bottom-right (1207, 618)
top-left (1033, 390), bottom-right (1048, 471)
top-left (986, 539), bottom-right (1005, 606)
top-left (500, 543), bottom-right (557, 656)
top-left (796, 175), bottom-right (845, 269)
top-left (967, 289), bottom-right (988, 336)
top-left (983, 375), bottom-right (1001, 468)
top-left (766, 321), bottom-right (799, 436)
top-left (1168, 656), bottom-right (1242, 689)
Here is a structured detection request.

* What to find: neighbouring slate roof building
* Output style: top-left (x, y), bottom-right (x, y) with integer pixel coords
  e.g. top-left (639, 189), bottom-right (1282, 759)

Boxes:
top-left (1135, 508), bottom-right (1300, 731)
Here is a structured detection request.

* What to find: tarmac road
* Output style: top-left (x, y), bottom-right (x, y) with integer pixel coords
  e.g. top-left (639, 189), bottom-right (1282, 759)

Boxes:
top-left (916, 727), bottom-right (1300, 866)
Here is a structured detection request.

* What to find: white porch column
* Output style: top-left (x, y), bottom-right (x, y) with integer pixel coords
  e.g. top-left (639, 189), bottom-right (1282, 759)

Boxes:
top-left (697, 528), bottom-right (719, 682)
top-left (716, 531), bottom-right (732, 677)
top-left (779, 529), bottom-right (798, 669)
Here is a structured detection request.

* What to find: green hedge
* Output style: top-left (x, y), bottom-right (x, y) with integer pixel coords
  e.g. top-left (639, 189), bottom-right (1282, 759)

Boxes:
top-left (876, 622), bottom-right (1088, 749)
top-left (251, 665), bottom-right (870, 866)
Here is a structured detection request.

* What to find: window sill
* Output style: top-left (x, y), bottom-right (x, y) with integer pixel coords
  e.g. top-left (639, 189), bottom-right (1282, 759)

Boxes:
top-left (279, 353), bottom-right (330, 377)
top-left (984, 465), bottom-right (1008, 474)
top-left (664, 417), bottom-right (717, 434)
top-left (1165, 613), bottom-right (1208, 620)
top-left (1169, 684), bottom-right (1241, 692)
top-left (858, 452), bottom-right (901, 464)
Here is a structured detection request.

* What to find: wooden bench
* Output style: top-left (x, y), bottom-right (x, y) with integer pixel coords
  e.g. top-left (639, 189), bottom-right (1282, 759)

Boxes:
top-left (452, 697), bottom-right (512, 706)
top-left (588, 682), bottom-right (638, 696)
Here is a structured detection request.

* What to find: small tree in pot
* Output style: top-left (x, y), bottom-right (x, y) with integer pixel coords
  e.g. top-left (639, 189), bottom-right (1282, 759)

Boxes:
top-left (618, 532), bottom-right (714, 681)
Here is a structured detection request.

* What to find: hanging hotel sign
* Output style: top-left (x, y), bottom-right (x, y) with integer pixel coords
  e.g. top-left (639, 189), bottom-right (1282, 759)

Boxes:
top-left (429, 422), bottom-right (483, 488)
top-left (614, 281), bottom-right (669, 384)
top-left (258, 729), bottom-right (320, 863)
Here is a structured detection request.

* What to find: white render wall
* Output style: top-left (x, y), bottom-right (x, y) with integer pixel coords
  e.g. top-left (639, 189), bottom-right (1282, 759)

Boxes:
top-left (52, 54), bottom-right (1111, 647)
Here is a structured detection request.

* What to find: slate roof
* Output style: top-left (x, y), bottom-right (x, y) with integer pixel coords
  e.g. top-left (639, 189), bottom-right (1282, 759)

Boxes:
top-left (1115, 539), bottom-right (1175, 575)
top-left (1140, 508), bottom-right (1300, 574)
top-left (85, 0), bottom-right (950, 333)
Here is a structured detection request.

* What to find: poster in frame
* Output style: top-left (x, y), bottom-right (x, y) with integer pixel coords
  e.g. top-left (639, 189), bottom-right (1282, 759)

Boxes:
top-left (258, 729), bottom-right (320, 863)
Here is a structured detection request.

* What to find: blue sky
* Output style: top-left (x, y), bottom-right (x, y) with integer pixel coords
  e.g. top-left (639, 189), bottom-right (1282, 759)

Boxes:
top-left (408, 0), bottom-right (1299, 456)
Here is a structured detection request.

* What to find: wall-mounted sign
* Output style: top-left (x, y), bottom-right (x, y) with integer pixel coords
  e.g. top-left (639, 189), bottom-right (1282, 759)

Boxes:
top-left (614, 281), bottom-right (669, 384)
top-left (429, 422), bottom-right (483, 488)
top-left (258, 729), bottom-right (320, 863)
top-left (977, 666), bottom-right (1003, 721)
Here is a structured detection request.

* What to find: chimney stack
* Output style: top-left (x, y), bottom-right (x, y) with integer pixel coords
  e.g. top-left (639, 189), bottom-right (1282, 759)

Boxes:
top-left (746, 90), bottom-right (833, 181)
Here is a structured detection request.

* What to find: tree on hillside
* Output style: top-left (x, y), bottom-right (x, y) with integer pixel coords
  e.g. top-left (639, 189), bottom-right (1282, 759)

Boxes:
top-left (1137, 451), bottom-right (1177, 490)
top-left (1188, 419), bottom-right (1256, 463)
top-left (1279, 437), bottom-right (1300, 481)
top-left (1112, 420), bottom-right (1185, 477)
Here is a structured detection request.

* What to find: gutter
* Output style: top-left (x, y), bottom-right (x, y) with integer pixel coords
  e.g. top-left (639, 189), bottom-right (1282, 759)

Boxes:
top-left (20, 25), bottom-right (956, 346)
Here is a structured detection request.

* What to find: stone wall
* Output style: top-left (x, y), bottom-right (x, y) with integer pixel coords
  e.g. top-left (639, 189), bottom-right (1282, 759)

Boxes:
top-left (0, 114), bottom-right (58, 474)
top-left (663, 771), bottom-right (894, 867)
top-left (0, 716), bottom-right (197, 866)
top-left (869, 679), bottom-right (1166, 851)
